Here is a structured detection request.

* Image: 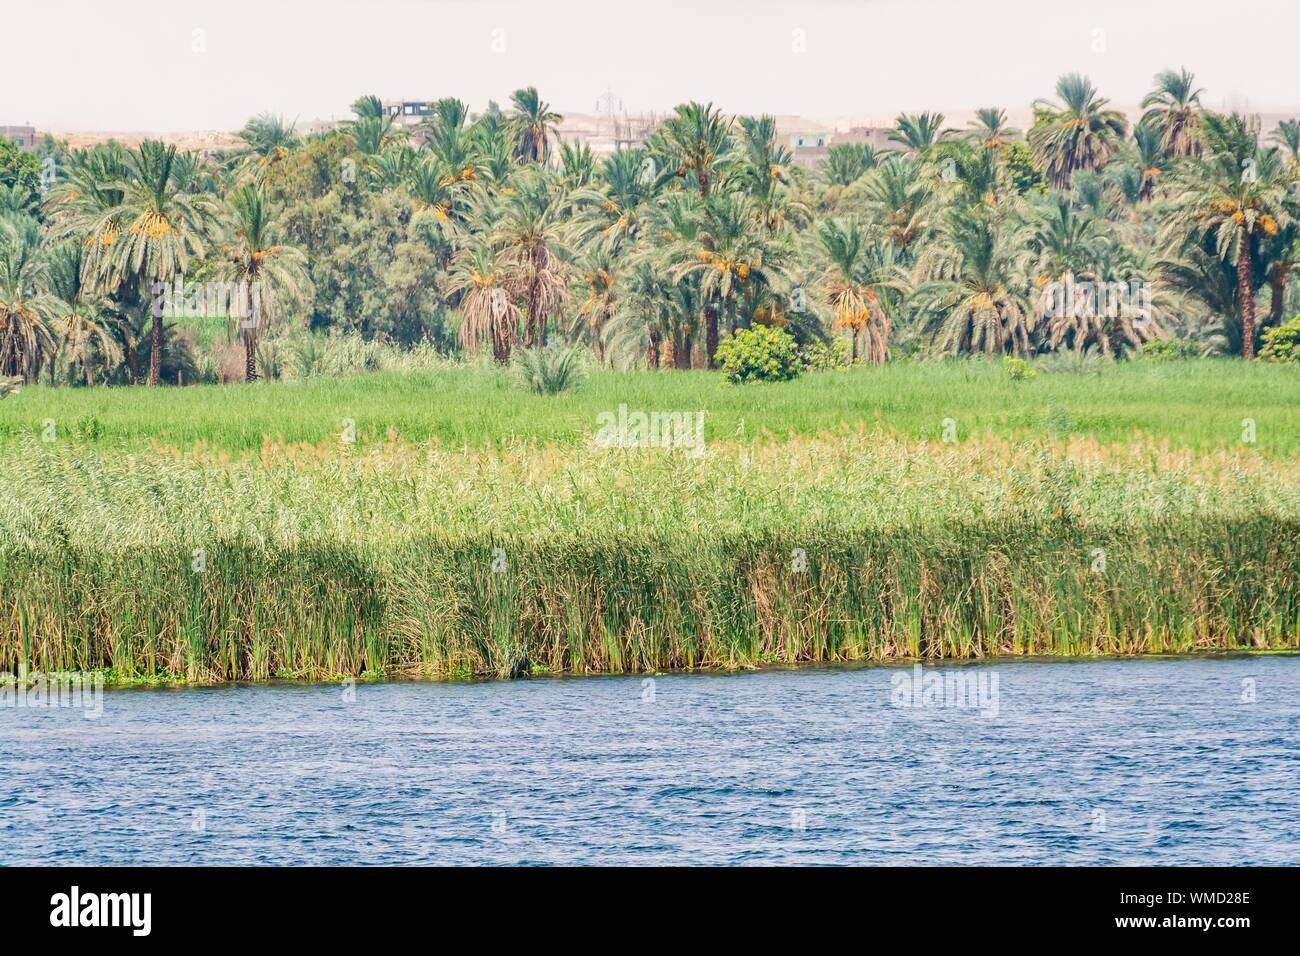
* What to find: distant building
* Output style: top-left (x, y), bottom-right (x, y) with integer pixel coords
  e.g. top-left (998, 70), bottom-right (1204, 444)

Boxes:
top-left (1, 125), bottom-right (37, 152)
top-left (788, 126), bottom-right (897, 170)
top-left (383, 100), bottom-right (435, 131)
top-left (833, 126), bottom-right (895, 151)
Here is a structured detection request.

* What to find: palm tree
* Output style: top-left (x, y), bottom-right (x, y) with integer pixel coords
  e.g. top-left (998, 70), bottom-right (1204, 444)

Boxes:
top-left (93, 141), bottom-right (216, 384)
top-left (1166, 113), bottom-right (1292, 359)
top-left (968, 108), bottom-right (1018, 149)
top-left (1130, 124), bottom-right (1169, 202)
top-left (213, 182), bottom-right (310, 380)
top-left (236, 113), bottom-right (300, 175)
top-left (652, 102), bottom-right (734, 198)
top-left (1024, 194), bottom-right (1104, 283)
top-left (861, 157), bottom-right (932, 253)
top-left (571, 149), bottom-right (659, 256)
top-left (1043, 243), bottom-right (1161, 356)
top-left (817, 218), bottom-right (897, 363)
top-left (1273, 119), bottom-right (1300, 172)
top-left (820, 143), bottom-right (878, 187)
top-left (491, 168), bottom-right (571, 347)
top-left (47, 241), bottom-right (122, 386)
top-left (1140, 68), bottom-right (1205, 158)
top-left (665, 191), bottom-right (790, 366)
top-left (346, 94), bottom-right (400, 158)
top-left (734, 115), bottom-right (809, 234)
top-left (559, 140), bottom-right (595, 190)
top-left (890, 112), bottom-right (953, 155)
top-left (912, 207), bottom-right (1037, 356)
top-left (1029, 74), bottom-right (1130, 188)
top-left (508, 87), bottom-right (562, 164)
top-left (446, 243), bottom-right (520, 363)
top-left (610, 259), bottom-right (676, 369)
top-left (575, 248), bottom-right (616, 364)
top-left (0, 215), bottom-right (59, 381)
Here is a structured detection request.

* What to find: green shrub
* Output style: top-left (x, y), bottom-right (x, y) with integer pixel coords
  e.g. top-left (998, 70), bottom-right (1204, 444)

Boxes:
top-left (716, 325), bottom-right (801, 384)
top-left (1139, 338), bottom-right (1202, 362)
top-left (799, 337), bottom-right (852, 371)
top-left (513, 344), bottom-right (586, 394)
top-left (1002, 356), bottom-right (1036, 381)
top-left (1260, 318), bottom-right (1300, 363)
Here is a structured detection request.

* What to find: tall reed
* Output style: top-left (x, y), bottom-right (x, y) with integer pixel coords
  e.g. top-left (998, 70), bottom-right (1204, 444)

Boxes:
top-left (1, 433), bottom-right (1296, 681)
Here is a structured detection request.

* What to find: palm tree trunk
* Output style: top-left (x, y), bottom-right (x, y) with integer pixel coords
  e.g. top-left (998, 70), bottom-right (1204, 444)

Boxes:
top-left (244, 329), bottom-right (258, 382)
top-left (1268, 266), bottom-right (1288, 330)
top-left (149, 314), bottom-right (162, 385)
top-left (592, 309), bottom-right (606, 365)
top-left (705, 305), bottom-right (720, 369)
top-left (1238, 238), bottom-right (1257, 360)
top-left (84, 360), bottom-right (95, 388)
top-left (692, 325), bottom-right (707, 369)
top-left (123, 332), bottom-right (139, 384)
top-left (676, 331), bottom-right (693, 370)
top-left (647, 329), bottom-right (661, 369)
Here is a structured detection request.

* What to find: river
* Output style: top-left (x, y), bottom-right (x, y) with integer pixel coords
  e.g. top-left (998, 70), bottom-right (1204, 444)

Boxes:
top-left (2, 656), bottom-right (1296, 865)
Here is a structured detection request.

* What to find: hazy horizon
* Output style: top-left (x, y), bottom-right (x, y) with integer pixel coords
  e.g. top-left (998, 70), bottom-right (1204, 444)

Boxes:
top-left (6, 0), bottom-right (1300, 132)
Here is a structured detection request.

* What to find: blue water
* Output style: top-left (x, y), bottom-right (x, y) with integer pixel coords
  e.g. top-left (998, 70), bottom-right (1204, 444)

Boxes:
top-left (2, 656), bottom-right (1297, 865)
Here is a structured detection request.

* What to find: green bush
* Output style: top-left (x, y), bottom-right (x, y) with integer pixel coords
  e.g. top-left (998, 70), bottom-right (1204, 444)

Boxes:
top-left (798, 337), bottom-right (852, 371)
top-left (513, 344), bottom-right (586, 394)
top-left (1139, 338), bottom-right (1202, 362)
top-left (1260, 318), bottom-right (1300, 363)
top-left (1002, 356), bottom-right (1036, 381)
top-left (716, 325), bottom-right (802, 384)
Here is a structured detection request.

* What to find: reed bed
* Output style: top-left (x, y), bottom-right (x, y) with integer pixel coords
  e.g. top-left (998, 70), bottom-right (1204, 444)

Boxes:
top-left (2, 431), bottom-right (1296, 681)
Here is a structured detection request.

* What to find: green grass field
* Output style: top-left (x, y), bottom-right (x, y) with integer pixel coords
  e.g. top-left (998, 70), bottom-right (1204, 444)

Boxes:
top-left (2, 360), bottom-right (1297, 682)
top-left (2, 359), bottom-right (1297, 456)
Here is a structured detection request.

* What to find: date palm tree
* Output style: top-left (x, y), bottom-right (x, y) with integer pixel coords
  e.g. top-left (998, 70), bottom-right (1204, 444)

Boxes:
top-left (575, 248), bottom-right (616, 364)
top-left (213, 182), bottom-right (310, 380)
top-left (912, 207), bottom-right (1037, 356)
top-left (93, 141), bottom-right (217, 384)
top-left (1029, 74), bottom-right (1129, 188)
top-left (820, 143), bottom-right (878, 187)
top-left (817, 218), bottom-right (898, 363)
top-left (654, 191), bottom-right (790, 367)
top-left (1140, 68), bottom-right (1205, 158)
top-left (446, 242), bottom-right (520, 363)
top-left (572, 149), bottom-right (659, 256)
top-left (968, 108), bottom-right (1018, 149)
top-left (0, 214), bottom-right (59, 381)
top-left (236, 113), bottom-right (301, 176)
top-left (1130, 124), bottom-right (1169, 202)
top-left (861, 157), bottom-right (932, 253)
top-left (1166, 113), bottom-right (1292, 359)
top-left (652, 102), bottom-right (734, 198)
top-left (559, 140), bottom-right (595, 190)
top-left (509, 87), bottom-right (562, 164)
top-left (47, 241), bottom-right (122, 386)
top-left (491, 168), bottom-right (571, 347)
top-left (734, 115), bottom-right (810, 234)
top-left (1273, 120), bottom-right (1300, 173)
top-left (346, 94), bottom-right (400, 157)
top-left (890, 112), bottom-right (953, 156)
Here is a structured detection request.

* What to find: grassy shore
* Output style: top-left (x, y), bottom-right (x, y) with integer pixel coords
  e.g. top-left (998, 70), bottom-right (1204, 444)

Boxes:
top-left (1, 359), bottom-right (1297, 456)
top-left (2, 403), bottom-right (1296, 680)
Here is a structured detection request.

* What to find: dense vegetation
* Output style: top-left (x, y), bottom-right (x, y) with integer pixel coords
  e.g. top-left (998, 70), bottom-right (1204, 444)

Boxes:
top-left (4, 70), bottom-right (1300, 389)
top-left (3, 431), bottom-right (1295, 681)
top-left (2, 73), bottom-right (1297, 683)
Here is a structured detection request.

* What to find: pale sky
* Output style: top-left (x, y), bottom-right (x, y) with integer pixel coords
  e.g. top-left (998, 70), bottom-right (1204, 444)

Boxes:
top-left (6, 0), bottom-right (1299, 132)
